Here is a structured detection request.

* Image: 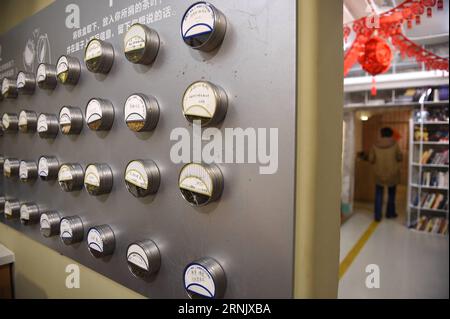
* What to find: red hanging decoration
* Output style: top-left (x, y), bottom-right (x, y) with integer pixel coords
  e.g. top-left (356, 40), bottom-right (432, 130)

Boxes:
top-left (371, 77), bottom-right (377, 96)
top-left (343, 0), bottom-right (449, 76)
top-left (358, 37), bottom-right (393, 96)
top-left (407, 19), bottom-right (413, 29)
top-left (415, 15), bottom-right (421, 25)
top-left (344, 26), bottom-right (351, 43)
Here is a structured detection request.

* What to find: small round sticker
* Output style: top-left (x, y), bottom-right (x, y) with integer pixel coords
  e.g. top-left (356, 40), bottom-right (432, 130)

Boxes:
top-left (16, 72), bottom-right (26, 88)
top-left (36, 64), bottom-right (47, 83)
top-left (85, 40), bottom-right (103, 61)
top-left (87, 228), bottom-right (104, 253)
top-left (184, 263), bottom-right (216, 298)
top-left (84, 165), bottom-right (100, 187)
top-left (124, 94), bottom-right (147, 131)
top-left (181, 2), bottom-right (227, 51)
top-left (182, 3), bottom-right (215, 40)
top-left (39, 157), bottom-right (49, 177)
top-left (57, 56), bottom-right (69, 82)
top-left (125, 161), bottom-right (148, 190)
top-left (86, 99), bottom-right (103, 128)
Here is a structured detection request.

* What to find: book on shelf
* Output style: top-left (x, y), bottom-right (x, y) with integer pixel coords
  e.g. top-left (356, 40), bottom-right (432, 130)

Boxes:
top-left (420, 149), bottom-right (434, 164)
top-left (414, 216), bottom-right (448, 235)
top-left (432, 194), bottom-right (445, 210)
top-left (413, 192), bottom-right (448, 210)
top-left (420, 149), bottom-right (449, 165)
top-left (419, 171), bottom-right (447, 187)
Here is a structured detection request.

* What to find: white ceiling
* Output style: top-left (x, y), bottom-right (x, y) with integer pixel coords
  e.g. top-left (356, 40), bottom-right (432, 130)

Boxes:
top-left (343, 0), bottom-right (449, 44)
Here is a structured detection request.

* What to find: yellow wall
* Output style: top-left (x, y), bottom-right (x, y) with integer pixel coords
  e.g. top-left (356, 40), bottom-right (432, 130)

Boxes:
top-left (0, 0), bottom-right (55, 35)
top-left (0, 224), bottom-right (144, 298)
top-left (294, 0), bottom-right (343, 298)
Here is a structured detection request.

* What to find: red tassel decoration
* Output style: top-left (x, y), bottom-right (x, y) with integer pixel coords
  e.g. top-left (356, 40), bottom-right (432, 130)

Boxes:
top-left (415, 15), bottom-right (421, 25)
top-left (427, 7), bottom-right (433, 17)
top-left (437, 0), bottom-right (444, 10)
top-left (407, 19), bottom-right (413, 29)
top-left (371, 77), bottom-right (377, 96)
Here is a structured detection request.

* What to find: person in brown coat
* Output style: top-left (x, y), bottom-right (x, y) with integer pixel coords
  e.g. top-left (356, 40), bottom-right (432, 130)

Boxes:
top-left (369, 127), bottom-right (403, 222)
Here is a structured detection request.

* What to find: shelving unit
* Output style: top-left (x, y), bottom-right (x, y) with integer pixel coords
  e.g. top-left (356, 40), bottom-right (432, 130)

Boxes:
top-left (407, 99), bottom-right (449, 235)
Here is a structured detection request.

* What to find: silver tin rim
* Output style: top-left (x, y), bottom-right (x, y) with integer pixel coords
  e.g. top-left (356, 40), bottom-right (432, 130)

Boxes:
top-left (38, 156), bottom-right (60, 181)
top-left (181, 81), bottom-right (228, 127)
top-left (18, 110), bottom-right (37, 133)
top-left (124, 23), bottom-right (160, 65)
top-left (37, 113), bottom-right (59, 139)
top-left (4, 199), bottom-right (21, 219)
top-left (2, 78), bottom-right (18, 98)
top-left (58, 163), bottom-right (85, 192)
top-left (3, 158), bottom-right (20, 178)
top-left (60, 215), bottom-right (84, 245)
top-left (126, 239), bottom-right (161, 279)
top-left (16, 71), bottom-right (36, 95)
top-left (59, 106), bottom-right (83, 135)
top-left (36, 63), bottom-right (57, 90)
top-left (20, 202), bottom-right (41, 225)
top-left (40, 211), bottom-right (61, 237)
top-left (19, 160), bottom-right (38, 182)
top-left (84, 163), bottom-right (113, 196)
top-left (84, 39), bottom-right (115, 74)
top-left (181, 2), bottom-right (227, 52)
top-left (85, 98), bottom-right (115, 131)
top-left (124, 159), bottom-right (160, 198)
top-left (124, 93), bottom-right (160, 132)
top-left (178, 163), bottom-right (224, 207)
top-left (56, 55), bottom-right (81, 85)
top-left (3, 113), bottom-right (19, 132)
top-left (87, 224), bottom-right (115, 258)
top-left (184, 257), bottom-right (226, 299)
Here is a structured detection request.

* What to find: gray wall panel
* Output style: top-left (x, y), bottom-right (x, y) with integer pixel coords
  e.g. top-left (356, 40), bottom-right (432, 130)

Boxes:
top-left (0, 0), bottom-right (296, 298)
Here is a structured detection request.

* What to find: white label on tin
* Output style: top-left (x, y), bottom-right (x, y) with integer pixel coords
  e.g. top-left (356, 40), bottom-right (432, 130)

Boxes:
top-left (4, 201), bottom-right (13, 216)
top-left (36, 64), bottom-right (47, 83)
top-left (57, 56), bottom-right (69, 75)
top-left (87, 229), bottom-right (104, 252)
top-left (40, 213), bottom-right (50, 229)
top-left (1, 80), bottom-right (8, 95)
top-left (125, 161), bottom-right (148, 189)
top-left (124, 95), bottom-right (146, 123)
top-left (60, 219), bottom-right (73, 239)
top-left (85, 40), bottom-right (102, 60)
top-left (179, 164), bottom-right (213, 196)
top-left (84, 165), bottom-right (100, 187)
top-left (124, 25), bottom-right (146, 52)
top-left (59, 107), bottom-right (72, 125)
top-left (58, 165), bottom-right (73, 181)
top-left (38, 157), bottom-right (49, 177)
top-left (20, 205), bottom-right (30, 220)
top-left (182, 3), bottom-right (215, 39)
top-left (19, 161), bottom-right (28, 179)
top-left (86, 99), bottom-right (103, 124)
top-left (3, 159), bottom-right (11, 174)
top-left (17, 72), bottom-right (26, 88)
top-left (2, 114), bottom-right (10, 129)
top-left (184, 263), bottom-right (216, 298)
top-left (182, 82), bottom-right (217, 119)
top-left (19, 111), bottom-right (28, 126)
top-left (127, 244), bottom-right (149, 271)
top-left (37, 114), bottom-right (48, 132)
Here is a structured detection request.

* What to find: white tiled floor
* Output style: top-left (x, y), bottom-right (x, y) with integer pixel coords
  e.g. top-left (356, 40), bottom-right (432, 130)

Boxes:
top-left (339, 203), bottom-right (449, 299)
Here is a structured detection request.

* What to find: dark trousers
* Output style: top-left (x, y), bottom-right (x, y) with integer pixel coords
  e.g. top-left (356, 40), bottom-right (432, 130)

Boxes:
top-left (374, 184), bottom-right (396, 221)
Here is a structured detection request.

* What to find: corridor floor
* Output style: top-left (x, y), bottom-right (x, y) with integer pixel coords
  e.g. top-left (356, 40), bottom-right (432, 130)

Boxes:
top-left (339, 203), bottom-right (449, 299)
